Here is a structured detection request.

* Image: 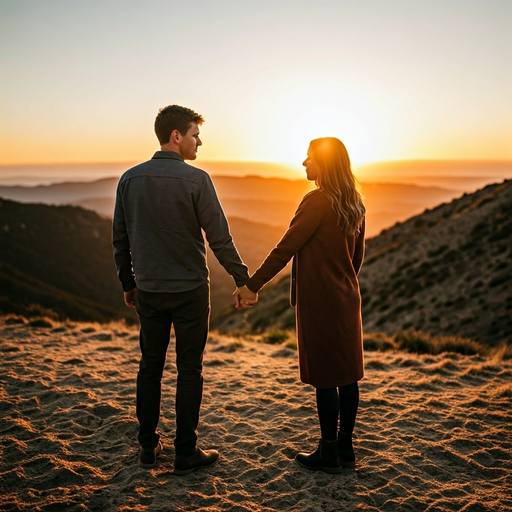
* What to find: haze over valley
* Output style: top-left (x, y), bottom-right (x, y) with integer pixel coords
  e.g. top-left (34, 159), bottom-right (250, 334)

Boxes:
top-left (2, 158), bottom-right (510, 238)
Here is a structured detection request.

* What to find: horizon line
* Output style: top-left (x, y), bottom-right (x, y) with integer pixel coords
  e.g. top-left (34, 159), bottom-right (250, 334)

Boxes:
top-left (1, 157), bottom-right (512, 168)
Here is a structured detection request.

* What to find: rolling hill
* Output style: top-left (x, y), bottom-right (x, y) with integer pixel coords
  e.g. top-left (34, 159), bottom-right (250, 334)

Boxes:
top-left (213, 180), bottom-right (512, 346)
top-left (0, 199), bottom-right (136, 323)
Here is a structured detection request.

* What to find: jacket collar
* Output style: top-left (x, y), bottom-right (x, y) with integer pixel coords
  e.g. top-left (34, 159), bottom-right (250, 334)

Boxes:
top-left (151, 150), bottom-right (184, 162)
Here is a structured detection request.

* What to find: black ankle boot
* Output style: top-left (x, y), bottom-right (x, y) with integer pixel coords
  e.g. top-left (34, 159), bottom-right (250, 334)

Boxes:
top-left (295, 439), bottom-right (342, 474)
top-left (338, 431), bottom-right (356, 468)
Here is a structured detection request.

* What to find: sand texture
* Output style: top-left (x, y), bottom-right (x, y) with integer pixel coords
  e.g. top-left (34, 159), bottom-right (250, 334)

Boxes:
top-left (1, 320), bottom-right (511, 512)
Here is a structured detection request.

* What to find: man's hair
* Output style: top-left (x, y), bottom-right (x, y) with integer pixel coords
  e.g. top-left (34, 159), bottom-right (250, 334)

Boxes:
top-left (154, 105), bottom-right (205, 145)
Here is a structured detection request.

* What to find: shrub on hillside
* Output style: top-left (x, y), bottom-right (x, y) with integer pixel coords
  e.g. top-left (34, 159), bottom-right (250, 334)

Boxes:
top-left (437, 336), bottom-right (484, 356)
top-left (28, 317), bottom-right (54, 328)
top-left (262, 330), bottom-right (290, 344)
top-left (212, 340), bottom-right (244, 353)
top-left (395, 330), bottom-right (436, 354)
top-left (395, 330), bottom-right (484, 356)
top-left (414, 218), bottom-right (427, 228)
top-left (2, 314), bottom-right (27, 325)
top-left (363, 332), bottom-right (396, 352)
top-left (225, 341), bottom-right (244, 352)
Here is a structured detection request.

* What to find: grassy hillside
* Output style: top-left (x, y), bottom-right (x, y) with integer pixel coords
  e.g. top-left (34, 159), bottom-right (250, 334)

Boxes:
top-left (0, 198), bottom-right (137, 323)
top-left (360, 179), bottom-right (511, 345)
top-left (213, 180), bottom-right (512, 346)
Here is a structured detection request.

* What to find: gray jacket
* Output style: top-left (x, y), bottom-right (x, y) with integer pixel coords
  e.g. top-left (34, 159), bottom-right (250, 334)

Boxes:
top-left (113, 151), bottom-right (248, 293)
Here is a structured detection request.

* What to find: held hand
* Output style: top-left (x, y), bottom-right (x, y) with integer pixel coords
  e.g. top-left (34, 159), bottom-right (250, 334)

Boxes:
top-left (124, 288), bottom-right (137, 309)
top-left (233, 286), bottom-right (258, 309)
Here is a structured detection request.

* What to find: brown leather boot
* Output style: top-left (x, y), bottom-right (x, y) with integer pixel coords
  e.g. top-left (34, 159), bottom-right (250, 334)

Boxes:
top-left (173, 447), bottom-right (219, 475)
top-left (295, 439), bottom-right (342, 474)
top-left (139, 440), bottom-right (163, 468)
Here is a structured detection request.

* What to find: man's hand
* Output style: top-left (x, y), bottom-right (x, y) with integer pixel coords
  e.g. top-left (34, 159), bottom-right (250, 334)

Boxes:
top-left (233, 286), bottom-right (258, 309)
top-left (124, 288), bottom-right (137, 309)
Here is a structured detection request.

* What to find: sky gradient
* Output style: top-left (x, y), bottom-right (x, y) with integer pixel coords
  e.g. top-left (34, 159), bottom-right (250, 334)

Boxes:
top-left (1, 0), bottom-right (511, 166)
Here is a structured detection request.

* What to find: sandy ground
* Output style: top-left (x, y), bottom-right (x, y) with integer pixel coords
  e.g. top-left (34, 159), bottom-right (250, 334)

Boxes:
top-left (0, 319), bottom-right (511, 512)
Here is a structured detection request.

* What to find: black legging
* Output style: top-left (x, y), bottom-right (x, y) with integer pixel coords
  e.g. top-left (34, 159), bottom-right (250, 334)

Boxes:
top-left (316, 382), bottom-right (359, 441)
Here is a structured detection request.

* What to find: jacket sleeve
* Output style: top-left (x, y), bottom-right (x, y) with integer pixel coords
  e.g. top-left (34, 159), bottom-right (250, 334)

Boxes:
top-left (246, 192), bottom-right (325, 293)
top-left (112, 182), bottom-right (136, 291)
top-left (352, 217), bottom-right (365, 276)
top-left (195, 175), bottom-right (249, 287)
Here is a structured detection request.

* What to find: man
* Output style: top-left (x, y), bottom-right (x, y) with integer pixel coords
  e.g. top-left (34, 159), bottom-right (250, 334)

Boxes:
top-left (113, 105), bottom-right (250, 474)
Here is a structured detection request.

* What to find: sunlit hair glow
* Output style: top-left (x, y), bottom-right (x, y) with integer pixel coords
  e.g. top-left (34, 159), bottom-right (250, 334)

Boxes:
top-left (309, 137), bottom-right (366, 236)
top-left (154, 105), bottom-right (204, 145)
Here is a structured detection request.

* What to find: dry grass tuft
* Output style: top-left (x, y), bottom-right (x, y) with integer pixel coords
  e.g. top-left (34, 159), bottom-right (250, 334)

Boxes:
top-left (1, 314), bottom-right (28, 325)
top-left (489, 343), bottom-right (512, 361)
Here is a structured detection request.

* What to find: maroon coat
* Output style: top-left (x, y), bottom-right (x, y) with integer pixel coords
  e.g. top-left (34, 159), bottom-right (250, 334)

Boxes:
top-left (246, 189), bottom-right (365, 388)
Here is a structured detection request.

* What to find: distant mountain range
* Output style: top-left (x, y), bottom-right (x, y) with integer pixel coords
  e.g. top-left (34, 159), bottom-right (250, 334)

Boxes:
top-left (213, 180), bottom-right (512, 346)
top-left (0, 175), bottom-right (464, 237)
top-left (0, 178), bottom-right (119, 205)
top-left (1, 158), bottom-right (510, 186)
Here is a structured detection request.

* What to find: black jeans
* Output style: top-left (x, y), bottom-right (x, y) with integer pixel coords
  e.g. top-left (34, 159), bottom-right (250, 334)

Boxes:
top-left (135, 283), bottom-right (210, 456)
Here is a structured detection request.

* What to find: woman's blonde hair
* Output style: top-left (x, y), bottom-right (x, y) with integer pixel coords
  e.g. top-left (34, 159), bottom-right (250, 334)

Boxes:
top-left (310, 137), bottom-right (366, 236)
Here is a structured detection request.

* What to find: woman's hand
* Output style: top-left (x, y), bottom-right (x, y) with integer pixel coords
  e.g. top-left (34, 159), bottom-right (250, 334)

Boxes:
top-left (233, 286), bottom-right (258, 309)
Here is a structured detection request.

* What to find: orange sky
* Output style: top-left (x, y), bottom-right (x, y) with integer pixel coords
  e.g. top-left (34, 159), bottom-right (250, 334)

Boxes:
top-left (1, 1), bottom-right (511, 167)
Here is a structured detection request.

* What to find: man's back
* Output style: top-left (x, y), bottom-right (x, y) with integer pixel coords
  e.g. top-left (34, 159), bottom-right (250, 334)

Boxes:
top-left (113, 150), bottom-right (248, 294)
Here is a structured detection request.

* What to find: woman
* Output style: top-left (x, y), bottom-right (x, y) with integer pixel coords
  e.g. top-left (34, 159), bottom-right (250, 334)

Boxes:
top-left (235, 137), bottom-right (366, 474)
